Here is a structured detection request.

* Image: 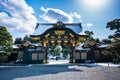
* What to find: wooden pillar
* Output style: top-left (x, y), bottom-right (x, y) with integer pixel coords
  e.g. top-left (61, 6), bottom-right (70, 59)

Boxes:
top-left (70, 45), bottom-right (75, 63)
top-left (70, 37), bottom-right (75, 63)
top-left (43, 40), bottom-right (48, 64)
top-left (37, 52), bottom-right (39, 60)
top-left (69, 46), bottom-right (73, 63)
top-left (44, 47), bottom-right (47, 64)
top-left (90, 47), bottom-right (95, 62)
top-left (80, 51), bottom-right (81, 60)
top-left (99, 49), bottom-right (102, 61)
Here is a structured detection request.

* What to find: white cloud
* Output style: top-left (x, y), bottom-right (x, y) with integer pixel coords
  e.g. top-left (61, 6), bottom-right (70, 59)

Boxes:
top-left (85, 23), bottom-right (93, 28)
top-left (79, 20), bottom-right (83, 23)
top-left (0, 0), bottom-right (37, 33)
top-left (70, 12), bottom-right (82, 19)
top-left (39, 7), bottom-right (73, 23)
top-left (39, 7), bottom-right (85, 24)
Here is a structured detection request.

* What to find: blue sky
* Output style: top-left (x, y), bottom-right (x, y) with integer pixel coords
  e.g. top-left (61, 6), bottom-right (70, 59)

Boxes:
top-left (0, 0), bottom-right (120, 40)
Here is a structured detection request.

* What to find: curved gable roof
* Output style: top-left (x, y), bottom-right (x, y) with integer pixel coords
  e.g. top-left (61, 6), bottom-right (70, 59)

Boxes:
top-left (32, 21), bottom-right (82, 36)
top-left (33, 24), bottom-right (53, 35)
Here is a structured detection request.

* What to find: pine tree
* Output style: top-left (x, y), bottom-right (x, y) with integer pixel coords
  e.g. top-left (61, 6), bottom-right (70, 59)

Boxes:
top-left (106, 19), bottom-right (120, 61)
top-left (0, 26), bottom-right (13, 56)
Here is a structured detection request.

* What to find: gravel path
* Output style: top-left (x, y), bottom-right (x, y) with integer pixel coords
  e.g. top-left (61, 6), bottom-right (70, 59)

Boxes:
top-left (0, 64), bottom-right (120, 80)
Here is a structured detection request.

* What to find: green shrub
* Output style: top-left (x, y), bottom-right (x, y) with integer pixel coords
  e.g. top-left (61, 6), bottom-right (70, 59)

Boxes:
top-left (111, 59), bottom-right (119, 64)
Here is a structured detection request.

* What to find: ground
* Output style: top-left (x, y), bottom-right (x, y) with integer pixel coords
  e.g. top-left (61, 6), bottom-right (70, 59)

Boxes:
top-left (0, 60), bottom-right (120, 80)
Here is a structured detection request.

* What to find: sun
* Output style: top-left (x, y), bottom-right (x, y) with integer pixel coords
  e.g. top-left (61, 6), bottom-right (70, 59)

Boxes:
top-left (82, 0), bottom-right (109, 10)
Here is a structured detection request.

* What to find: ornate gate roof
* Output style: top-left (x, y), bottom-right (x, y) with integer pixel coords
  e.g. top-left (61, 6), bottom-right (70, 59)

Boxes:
top-left (32, 21), bottom-right (82, 36)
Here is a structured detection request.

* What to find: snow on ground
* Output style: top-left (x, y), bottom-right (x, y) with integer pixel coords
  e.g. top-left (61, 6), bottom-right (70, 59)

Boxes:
top-left (47, 60), bottom-right (69, 65)
top-left (77, 63), bottom-right (120, 67)
top-left (95, 63), bottom-right (120, 67)
top-left (0, 60), bottom-right (120, 68)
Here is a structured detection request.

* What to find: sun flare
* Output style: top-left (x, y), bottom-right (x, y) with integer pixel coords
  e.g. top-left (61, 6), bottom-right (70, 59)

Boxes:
top-left (82, 0), bottom-right (109, 10)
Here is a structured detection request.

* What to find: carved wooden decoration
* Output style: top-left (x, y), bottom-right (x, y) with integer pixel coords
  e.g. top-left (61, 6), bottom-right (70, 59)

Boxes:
top-left (54, 30), bottom-right (65, 35)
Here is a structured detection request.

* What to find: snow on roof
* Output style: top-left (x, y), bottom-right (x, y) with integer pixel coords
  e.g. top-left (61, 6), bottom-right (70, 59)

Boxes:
top-left (75, 43), bottom-right (90, 50)
top-left (32, 23), bottom-right (82, 35)
top-left (66, 25), bottom-right (82, 35)
top-left (0, 51), bottom-right (6, 53)
top-left (12, 45), bottom-right (18, 48)
top-left (75, 44), bottom-right (109, 50)
top-left (99, 44), bottom-right (109, 48)
top-left (27, 49), bottom-right (35, 51)
top-left (33, 24), bottom-right (53, 35)
top-left (27, 47), bottom-right (43, 52)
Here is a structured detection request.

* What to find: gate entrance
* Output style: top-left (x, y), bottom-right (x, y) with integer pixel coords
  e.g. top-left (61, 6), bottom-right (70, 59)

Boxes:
top-left (30, 21), bottom-right (87, 63)
top-left (47, 45), bottom-right (70, 64)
